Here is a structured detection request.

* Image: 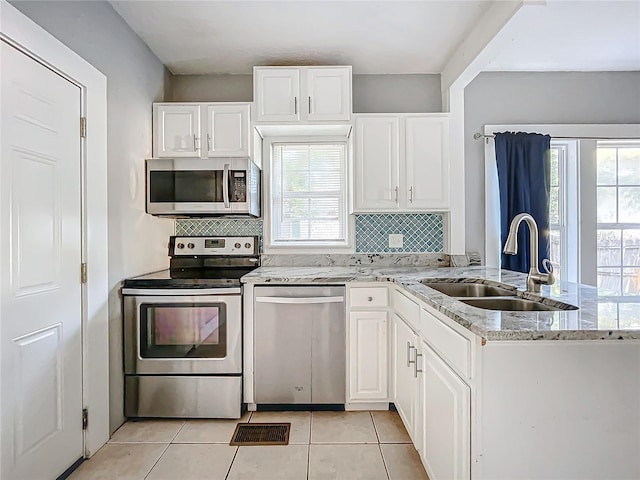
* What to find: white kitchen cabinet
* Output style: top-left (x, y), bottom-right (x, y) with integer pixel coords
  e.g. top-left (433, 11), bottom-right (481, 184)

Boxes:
top-left (348, 311), bottom-right (388, 401)
top-left (393, 313), bottom-right (419, 442)
top-left (353, 116), bottom-right (400, 210)
top-left (421, 340), bottom-right (471, 480)
top-left (204, 104), bottom-right (250, 157)
top-left (347, 285), bottom-right (389, 404)
top-left (153, 104), bottom-right (201, 157)
top-left (353, 114), bottom-right (449, 212)
top-left (405, 116), bottom-right (449, 209)
top-left (153, 102), bottom-right (250, 158)
top-left (254, 66), bottom-right (351, 123)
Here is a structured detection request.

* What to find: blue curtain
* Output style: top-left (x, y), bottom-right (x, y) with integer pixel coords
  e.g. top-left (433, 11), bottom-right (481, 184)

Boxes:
top-left (495, 132), bottom-right (551, 273)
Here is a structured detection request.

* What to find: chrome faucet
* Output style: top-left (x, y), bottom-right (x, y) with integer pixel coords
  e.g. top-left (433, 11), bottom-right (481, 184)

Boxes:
top-left (503, 213), bottom-right (555, 293)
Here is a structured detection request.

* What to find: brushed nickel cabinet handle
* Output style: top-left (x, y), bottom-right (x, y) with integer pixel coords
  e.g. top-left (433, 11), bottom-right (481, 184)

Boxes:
top-left (414, 352), bottom-right (423, 377)
top-left (294, 96), bottom-right (298, 114)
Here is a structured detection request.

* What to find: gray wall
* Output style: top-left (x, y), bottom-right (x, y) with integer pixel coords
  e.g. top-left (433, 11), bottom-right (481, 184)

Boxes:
top-left (171, 74), bottom-right (253, 102)
top-left (11, 0), bottom-right (175, 434)
top-left (464, 71), bottom-right (640, 260)
top-left (172, 73), bottom-right (443, 112)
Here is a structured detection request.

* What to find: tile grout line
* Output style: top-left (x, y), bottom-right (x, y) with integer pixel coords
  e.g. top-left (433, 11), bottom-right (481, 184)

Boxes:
top-left (224, 446), bottom-right (240, 480)
top-left (142, 442), bottom-right (172, 480)
top-left (377, 443), bottom-right (392, 480)
top-left (307, 413), bottom-right (312, 480)
top-left (225, 412), bottom-right (250, 480)
top-left (143, 420), bottom-right (185, 480)
top-left (370, 411), bottom-right (382, 443)
top-left (371, 412), bottom-right (392, 480)
top-left (170, 420), bottom-right (187, 444)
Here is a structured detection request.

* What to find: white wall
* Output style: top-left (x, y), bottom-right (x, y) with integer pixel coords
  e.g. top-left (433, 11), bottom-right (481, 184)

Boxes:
top-left (172, 73), bottom-right (443, 112)
top-left (464, 71), bottom-right (640, 261)
top-left (10, 0), bottom-right (175, 434)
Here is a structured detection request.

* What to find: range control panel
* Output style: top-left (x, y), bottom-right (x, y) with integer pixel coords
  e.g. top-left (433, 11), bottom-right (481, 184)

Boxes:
top-left (170, 236), bottom-right (258, 256)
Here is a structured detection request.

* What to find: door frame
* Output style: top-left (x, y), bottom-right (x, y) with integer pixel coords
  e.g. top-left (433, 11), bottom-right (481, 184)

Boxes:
top-left (1, 1), bottom-right (109, 458)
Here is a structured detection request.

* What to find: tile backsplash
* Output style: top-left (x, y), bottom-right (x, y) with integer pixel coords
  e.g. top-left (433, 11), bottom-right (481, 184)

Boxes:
top-left (176, 213), bottom-right (444, 253)
top-left (355, 213), bottom-right (443, 253)
top-left (176, 218), bottom-right (263, 236)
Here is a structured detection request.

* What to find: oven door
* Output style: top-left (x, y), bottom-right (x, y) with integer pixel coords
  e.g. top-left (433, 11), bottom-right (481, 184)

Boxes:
top-left (124, 292), bottom-right (241, 375)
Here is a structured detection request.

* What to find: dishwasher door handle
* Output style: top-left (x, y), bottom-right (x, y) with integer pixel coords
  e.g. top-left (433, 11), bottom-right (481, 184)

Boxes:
top-left (255, 296), bottom-right (344, 304)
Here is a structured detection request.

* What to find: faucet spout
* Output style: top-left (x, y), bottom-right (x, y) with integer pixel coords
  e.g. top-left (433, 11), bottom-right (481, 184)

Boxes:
top-left (503, 213), bottom-right (555, 292)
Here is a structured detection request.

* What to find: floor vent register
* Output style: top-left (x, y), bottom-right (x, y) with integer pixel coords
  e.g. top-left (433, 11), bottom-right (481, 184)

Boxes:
top-left (230, 423), bottom-right (291, 446)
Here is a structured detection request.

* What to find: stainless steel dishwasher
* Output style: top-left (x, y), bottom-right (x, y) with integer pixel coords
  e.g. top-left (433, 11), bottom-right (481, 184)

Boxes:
top-left (253, 285), bottom-right (346, 405)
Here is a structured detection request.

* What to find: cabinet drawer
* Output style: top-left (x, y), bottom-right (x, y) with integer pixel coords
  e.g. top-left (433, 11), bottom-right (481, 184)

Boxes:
top-left (350, 287), bottom-right (388, 308)
top-left (420, 308), bottom-right (471, 379)
top-left (393, 289), bottom-right (420, 331)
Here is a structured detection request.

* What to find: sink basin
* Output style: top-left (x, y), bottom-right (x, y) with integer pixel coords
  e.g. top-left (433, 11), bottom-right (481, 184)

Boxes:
top-left (421, 281), bottom-right (516, 298)
top-left (460, 298), bottom-right (578, 312)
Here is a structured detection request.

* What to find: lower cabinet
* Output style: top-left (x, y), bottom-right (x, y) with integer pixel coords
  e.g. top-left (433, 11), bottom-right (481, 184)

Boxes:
top-left (393, 313), bottom-right (419, 442)
top-left (421, 339), bottom-right (471, 480)
top-left (348, 311), bottom-right (388, 401)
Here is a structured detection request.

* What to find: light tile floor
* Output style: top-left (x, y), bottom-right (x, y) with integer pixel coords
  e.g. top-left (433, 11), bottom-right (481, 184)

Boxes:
top-left (69, 411), bottom-right (429, 480)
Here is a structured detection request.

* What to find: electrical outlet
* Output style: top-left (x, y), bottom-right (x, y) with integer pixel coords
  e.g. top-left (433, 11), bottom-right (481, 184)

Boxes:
top-left (389, 234), bottom-right (403, 248)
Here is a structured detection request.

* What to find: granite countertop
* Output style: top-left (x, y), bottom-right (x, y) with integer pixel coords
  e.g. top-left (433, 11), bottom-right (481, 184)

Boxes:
top-left (241, 266), bottom-right (640, 341)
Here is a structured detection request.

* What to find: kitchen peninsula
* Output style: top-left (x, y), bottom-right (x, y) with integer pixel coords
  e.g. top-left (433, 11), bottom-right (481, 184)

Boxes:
top-left (243, 264), bottom-right (640, 480)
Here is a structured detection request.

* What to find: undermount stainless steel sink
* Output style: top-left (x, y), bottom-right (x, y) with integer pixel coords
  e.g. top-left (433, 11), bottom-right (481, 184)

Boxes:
top-left (420, 279), bottom-right (579, 312)
top-left (460, 298), bottom-right (578, 312)
top-left (421, 282), bottom-right (516, 298)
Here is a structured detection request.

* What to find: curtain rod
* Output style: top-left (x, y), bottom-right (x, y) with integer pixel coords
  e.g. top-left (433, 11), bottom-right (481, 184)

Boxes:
top-left (473, 132), bottom-right (639, 141)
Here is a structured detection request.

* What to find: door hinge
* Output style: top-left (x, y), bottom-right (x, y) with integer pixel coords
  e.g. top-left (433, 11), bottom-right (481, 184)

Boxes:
top-left (82, 408), bottom-right (88, 430)
top-left (80, 117), bottom-right (87, 138)
top-left (81, 263), bottom-right (87, 284)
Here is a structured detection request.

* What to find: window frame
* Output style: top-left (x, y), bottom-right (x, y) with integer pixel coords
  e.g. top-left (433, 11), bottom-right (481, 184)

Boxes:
top-left (595, 140), bottom-right (640, 297)
top-left (262, 135), bottom-right (355, 253)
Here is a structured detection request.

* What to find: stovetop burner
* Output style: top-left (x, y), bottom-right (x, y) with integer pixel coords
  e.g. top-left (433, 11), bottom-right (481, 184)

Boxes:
top-left (122, 236), bottom-right (260, 289)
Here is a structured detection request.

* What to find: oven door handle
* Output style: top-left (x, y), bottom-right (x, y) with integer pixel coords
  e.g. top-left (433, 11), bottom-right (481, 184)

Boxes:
top-left (122, 287), bottom-right (241, 296)
top-left (223, 163), bottom-right (230, 208)
top-left (255, 296), bottom-right (344, 304)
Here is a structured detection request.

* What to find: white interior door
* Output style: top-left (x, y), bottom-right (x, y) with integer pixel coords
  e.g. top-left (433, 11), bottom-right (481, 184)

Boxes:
top-left (1, 41), bottom-right (84, 479)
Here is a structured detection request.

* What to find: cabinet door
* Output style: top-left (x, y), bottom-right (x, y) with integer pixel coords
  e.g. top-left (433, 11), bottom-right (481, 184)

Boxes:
top-left (393, 314), bottom-right (418, 440)
top-left (405, 116), bottom-right (449, 209)
top-left (306, 67), bottom-right (351, 121)
top-left (348, 311), bottom-right (388, 401)
top-left (153, 104), bottom-right (201, 157)
top-left (205, 104), bottom-right (249, 157)
top-left (254, 68), bottom-right (300, 122)
top-left (421, 341), bottom-right (470, 480)
top-left (354, 116), bottom-right (400, 211)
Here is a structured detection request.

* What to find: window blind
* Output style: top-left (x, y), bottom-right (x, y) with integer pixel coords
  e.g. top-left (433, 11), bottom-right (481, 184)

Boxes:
top-left (271, 142), bottom-right (346, 243)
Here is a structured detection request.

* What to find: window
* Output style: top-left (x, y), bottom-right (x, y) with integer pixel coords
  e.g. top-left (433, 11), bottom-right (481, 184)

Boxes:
top-left (596, 141), bottom-right (640, 296)
top-left (548, 143), bottom-right (567, 285)
top-left (268, 141), bottom-right (349, 248)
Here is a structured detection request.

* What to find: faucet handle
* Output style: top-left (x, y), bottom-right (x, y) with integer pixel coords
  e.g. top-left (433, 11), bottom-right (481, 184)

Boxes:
top-left (542, 259), bottom-right (556, 285)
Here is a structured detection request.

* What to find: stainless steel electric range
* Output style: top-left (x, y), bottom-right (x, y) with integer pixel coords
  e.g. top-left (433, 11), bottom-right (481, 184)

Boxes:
top-left (121, 236), bottom-right (259, 419)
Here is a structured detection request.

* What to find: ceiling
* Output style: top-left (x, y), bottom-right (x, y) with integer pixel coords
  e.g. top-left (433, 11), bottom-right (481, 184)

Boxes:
top-left (110, 0), bottom-right (640, 77)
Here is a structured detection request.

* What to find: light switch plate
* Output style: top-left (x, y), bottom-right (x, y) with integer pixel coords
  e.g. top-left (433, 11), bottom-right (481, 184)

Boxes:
top-left (389, 234), bottom-right (403, 248)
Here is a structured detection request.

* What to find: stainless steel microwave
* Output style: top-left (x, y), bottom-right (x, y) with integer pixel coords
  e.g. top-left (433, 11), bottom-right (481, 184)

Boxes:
top-left (146, 158), bottom-right (261, 217)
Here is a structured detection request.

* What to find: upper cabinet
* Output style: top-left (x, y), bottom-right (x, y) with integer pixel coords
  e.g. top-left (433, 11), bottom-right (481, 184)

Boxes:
top-left (353, 113), bottom-right (449, 212)
top-left (153, 102), bottom-right (250, 158)
top-left (254, 66), bottom-right (352, 123)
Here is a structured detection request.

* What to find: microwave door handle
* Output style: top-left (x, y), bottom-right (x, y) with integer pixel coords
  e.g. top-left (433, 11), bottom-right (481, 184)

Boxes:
top-left (223, 163), bottom-right (230, 208)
